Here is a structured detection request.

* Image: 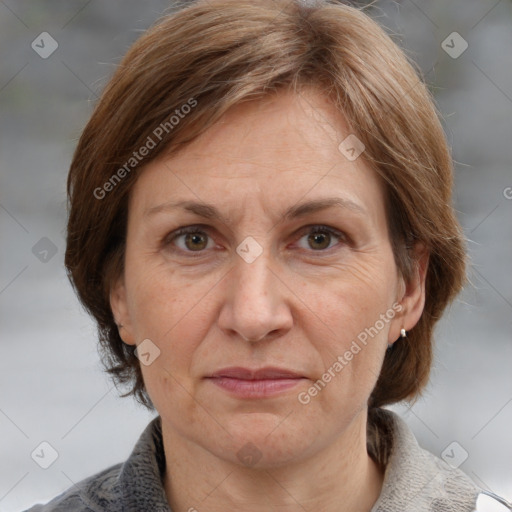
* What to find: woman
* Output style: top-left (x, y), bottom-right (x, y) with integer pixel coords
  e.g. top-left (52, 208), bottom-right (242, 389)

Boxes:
top-left (25, 0), bottom-right (510, 511)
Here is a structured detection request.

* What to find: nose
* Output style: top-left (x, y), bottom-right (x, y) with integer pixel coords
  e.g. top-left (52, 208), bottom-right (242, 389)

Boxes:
top-left (217, 246), bottom-right (293, 343)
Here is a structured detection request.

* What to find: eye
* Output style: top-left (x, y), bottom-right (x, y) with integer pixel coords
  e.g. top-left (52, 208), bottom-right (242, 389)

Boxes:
top-left (164, 224), bottom-right (348, 256)
top-left (165, 226), bottom-right (214, 254)
top-left (295, 225), bottom-right (347, 252)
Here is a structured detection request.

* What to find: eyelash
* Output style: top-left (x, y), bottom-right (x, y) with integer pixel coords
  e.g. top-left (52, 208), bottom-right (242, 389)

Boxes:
top-left (164, 224), bottom-right (349, 257)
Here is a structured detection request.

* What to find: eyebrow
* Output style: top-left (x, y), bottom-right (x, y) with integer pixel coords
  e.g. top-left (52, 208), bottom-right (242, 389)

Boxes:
top-left (144, 197), bottom-right (367, 223)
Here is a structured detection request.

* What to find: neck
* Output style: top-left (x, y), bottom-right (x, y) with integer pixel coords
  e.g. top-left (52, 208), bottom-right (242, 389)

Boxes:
top-left (162, 408), bottom-right (384, 512)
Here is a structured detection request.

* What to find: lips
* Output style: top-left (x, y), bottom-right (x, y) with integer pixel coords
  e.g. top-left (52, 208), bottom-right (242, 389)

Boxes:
top-left (209, 366), bottom-right (303, 380)
top-left (206, 366), bottom-right (306, 399)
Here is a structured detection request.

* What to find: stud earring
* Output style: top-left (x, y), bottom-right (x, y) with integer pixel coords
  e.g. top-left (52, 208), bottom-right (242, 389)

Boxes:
top-left (388, 328), bottom-right (407, 349)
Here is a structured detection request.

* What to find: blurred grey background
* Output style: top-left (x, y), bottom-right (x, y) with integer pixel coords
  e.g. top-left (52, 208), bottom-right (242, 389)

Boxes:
top-left (0, 1), bottom-right (511, 510)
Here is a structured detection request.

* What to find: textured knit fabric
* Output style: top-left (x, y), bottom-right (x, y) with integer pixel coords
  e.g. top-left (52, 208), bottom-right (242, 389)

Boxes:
top-left (24, 408), bottom-right (483, 512)
top-left (369, 409), bottom-right (479, 512)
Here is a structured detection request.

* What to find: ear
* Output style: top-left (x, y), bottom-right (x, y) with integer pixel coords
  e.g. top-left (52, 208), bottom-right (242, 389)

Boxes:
top-left (388, 242), bottom-right (429, 344)
top-left (109, 276), bottom-right (136, 346)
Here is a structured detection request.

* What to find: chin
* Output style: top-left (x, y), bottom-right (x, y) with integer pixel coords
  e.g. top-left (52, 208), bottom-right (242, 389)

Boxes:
top-left (218, 414), bottom-right (318, 468)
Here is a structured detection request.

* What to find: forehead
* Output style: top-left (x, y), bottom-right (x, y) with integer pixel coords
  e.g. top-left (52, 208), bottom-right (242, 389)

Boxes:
top-left (129, 87), bottom-right (386, 226)
top-left (171, 88), bottom-right (354, 173)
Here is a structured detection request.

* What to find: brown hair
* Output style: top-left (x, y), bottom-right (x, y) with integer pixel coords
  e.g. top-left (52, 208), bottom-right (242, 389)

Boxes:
top-left (65, 0), bottom-right (467, 410)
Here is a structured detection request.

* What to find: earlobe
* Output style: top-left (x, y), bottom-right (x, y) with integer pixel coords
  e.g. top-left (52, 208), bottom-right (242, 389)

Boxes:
top-left (109, 278), bottom-right (136, 346)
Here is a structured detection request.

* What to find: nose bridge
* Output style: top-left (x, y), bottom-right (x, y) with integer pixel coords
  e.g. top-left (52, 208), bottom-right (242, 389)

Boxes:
top-left (218, 240), bottom-right (292, 342)
top-left (235, 244), bottom-right (273, 304)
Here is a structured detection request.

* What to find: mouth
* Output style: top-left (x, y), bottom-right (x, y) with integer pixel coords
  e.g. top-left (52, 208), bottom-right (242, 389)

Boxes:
top-left (206, 366), bottom-right (307, 399)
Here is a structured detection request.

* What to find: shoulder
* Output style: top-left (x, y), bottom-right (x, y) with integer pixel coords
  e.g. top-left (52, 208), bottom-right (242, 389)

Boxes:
top-left (23, 463), bottom-right (124, 512)
top-left (23, 416), bottom-right (169, 512)
top-left (370, 408), bottom-right (511, 512)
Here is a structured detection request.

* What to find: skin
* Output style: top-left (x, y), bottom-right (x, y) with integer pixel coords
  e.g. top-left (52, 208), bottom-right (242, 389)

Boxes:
top-left (110, 87), bottom-right (428, 512)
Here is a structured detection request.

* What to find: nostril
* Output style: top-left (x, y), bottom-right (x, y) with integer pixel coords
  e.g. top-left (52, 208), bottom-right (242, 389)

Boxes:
top-left (241, 332), bottom-right (267, 342)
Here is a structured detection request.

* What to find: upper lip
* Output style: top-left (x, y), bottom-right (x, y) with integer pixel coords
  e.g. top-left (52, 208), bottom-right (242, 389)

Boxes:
top-left (208, 366), bottom-right (304, 380)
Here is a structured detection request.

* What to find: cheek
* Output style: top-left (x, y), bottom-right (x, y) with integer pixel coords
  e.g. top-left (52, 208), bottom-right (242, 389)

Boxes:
top-left (126, 262), bottom-right (218, 375)
top-left (130, 269), bottom-right (212, 417)
top-left (126, 260), bottom-right (191, 337)
top-left (307, 257), bottom-right (397, 341)
top-left (297, 258), bottom-right (395, 400)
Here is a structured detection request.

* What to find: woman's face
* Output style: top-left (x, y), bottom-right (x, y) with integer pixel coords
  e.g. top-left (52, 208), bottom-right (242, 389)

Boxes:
top-left (111, 88), bottom-right (424, 468)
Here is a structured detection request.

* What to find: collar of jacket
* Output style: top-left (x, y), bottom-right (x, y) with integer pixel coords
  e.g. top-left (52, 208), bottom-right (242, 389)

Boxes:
top-left (370, 408), bottom-right (480, 512)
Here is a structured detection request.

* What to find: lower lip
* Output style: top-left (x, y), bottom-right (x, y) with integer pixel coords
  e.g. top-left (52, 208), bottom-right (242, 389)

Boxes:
top-left (207, 377), bottom-right (305, 398)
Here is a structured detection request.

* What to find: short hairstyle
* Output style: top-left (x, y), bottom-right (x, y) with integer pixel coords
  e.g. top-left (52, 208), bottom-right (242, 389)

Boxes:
top-left (65, 0), bottom-right (467, 410)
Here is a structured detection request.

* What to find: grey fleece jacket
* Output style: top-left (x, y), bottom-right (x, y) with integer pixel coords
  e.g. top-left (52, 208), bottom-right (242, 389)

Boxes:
top-left (23, 409), bottom-right (507, 512)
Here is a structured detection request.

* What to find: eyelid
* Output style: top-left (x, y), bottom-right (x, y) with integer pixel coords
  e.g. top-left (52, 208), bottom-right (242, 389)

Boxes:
top-left (164, 224), bottom-right (211, 242)
top-left (296, 224), bottom-right (347, 239)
